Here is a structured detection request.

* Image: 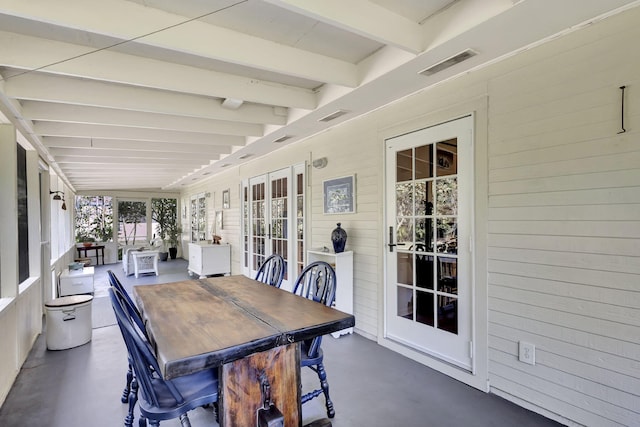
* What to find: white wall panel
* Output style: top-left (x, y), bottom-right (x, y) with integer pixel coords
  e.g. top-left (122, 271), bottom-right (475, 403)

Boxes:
top-left (486, 6), bottom-right (640, 425)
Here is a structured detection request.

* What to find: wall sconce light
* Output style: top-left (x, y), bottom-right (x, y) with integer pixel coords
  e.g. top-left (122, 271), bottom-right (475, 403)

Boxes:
top-left (312, 157), bottom-right (328, 169)
top-left (50, 191), bottom-right (67, 210)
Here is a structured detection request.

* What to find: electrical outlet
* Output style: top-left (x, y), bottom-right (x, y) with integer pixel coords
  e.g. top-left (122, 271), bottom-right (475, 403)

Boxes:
top-left (518, 341), bottom-right (535, 365)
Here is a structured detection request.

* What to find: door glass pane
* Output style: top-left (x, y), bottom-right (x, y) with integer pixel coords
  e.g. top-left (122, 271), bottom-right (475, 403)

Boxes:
top-left (252, 182), bottom-right (266, 269)
top-left (415, 144), bottom-right (433, 179)
top-left (296, 172), bottom-right (304, 275)
top-left (414, 218), bottom-right (432, 251)
top-left (436, 218), bottom-right (457, 254)
top-left (437, 257), bottom-right (457, 294)
top-left (396, 183), bottom-right (413, 216)
top-left (414, 181), bottom-right (432, 216)
top-left (396, 218), bottom-right (413, 247)
top-left (436, 139), bottom-right (457, 177)
top-left (416, 291), bottom-right (434, 326)
top-left (397, 252), bottom-right (413, 286)
top-left (397, 286), bottom-right (413, 319)
top-left (438, 296), bottom-right (458, 334)
top-left (415, 253), bottom-right (434, 290)
top-left (396, 149), bottom-right (413, 182)
top-left (243, 186), bottom-right (249, 268)
top-left (435, 178), bottom-right (457, 215)
top-left (270, 177), bottom-right (288, 280)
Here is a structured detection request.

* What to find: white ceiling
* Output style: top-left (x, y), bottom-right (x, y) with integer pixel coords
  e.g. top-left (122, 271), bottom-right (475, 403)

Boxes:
top-left (0, 0), bottom-right (637, 192)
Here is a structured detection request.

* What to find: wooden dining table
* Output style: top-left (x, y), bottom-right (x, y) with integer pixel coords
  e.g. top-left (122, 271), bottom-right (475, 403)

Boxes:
top-left (134, 275), bottom-right (355, 427)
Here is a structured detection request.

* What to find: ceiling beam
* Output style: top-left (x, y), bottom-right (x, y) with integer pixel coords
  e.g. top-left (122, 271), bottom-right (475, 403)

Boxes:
top-left (34, 122), bottom-right (246, 146)
top-left (42, 137), bottom-right (232, 155)
top-left (22, 102), bottom-right (264, 137)
top-left (4, 72), bottom-right (287, 125)
top-left (0, 31), bottom-right (317, 110)
top-left (47, 147), bottom-right (222, 161)
top-left (265, 0), bottom-right (423, 53)
top-left (0, 0), bottom-right (358, 87)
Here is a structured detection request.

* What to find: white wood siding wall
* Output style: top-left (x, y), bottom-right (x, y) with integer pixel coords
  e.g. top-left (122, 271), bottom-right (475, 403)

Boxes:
top-left (486, 8), bottom-right (640, 427)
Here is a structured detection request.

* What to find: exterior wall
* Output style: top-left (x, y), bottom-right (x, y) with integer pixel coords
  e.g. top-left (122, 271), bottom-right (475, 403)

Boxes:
top-left (485, 9), bottom-right (640, 427)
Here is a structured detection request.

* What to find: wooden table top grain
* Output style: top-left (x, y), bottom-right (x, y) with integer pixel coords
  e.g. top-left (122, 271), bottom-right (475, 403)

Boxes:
top-left (134, 275), bottom-right (355, 379)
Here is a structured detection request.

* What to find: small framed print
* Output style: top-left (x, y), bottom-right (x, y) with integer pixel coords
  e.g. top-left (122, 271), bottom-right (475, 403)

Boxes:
top-left (323, 175), bottom-right (356, 214)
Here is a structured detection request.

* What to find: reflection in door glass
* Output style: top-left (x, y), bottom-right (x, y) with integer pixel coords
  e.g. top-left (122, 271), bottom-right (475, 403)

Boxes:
top-left (416, 290), bottom-right (434, 326)
top-left (436, 140), bottom-right (457, 177)
top-left (435, 178), bottom-right (457, 216)
top-left (397, 286), bottom-right (413, 320)
top-left (437, 296), bottom-right (458, 334)
top-left (396, 149), bottom-right (413, 182)
top-left (396, 252), bottom-right (413, 286)
top-left (415, 253), bottom-right (434, 290)
top-left (437, 257), bottom-right (457, 295)
top-left (396, 183), bottom-right (413, 216)
top-left (436, 218), bottom-right (457, 254)
top-left (415, 144), bottom-right (433, 179)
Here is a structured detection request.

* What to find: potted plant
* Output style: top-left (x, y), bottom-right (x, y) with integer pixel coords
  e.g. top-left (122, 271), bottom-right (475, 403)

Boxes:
top-left (151, 198), bottom-right (177, 261)
top-left (75, 231), bottom-right (95, 247)
top-left (167, 223), bottom-right (182, 260)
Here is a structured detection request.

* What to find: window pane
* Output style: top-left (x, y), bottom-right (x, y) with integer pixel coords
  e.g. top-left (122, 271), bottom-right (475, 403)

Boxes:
top-left (396, 149), bottom-right (413, 182)
top-left (397, 286), bottom-right (413, 320)
top-left (416, 291), bottom-right (434, 326)
top-left (435, 139), bottom-right (457, 177)
top-left (415, 144), bottom-right (433, 179)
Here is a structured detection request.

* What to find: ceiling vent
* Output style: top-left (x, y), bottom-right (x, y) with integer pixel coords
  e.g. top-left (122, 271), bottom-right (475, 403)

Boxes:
top-left (238, 153), bottom-right (253, 159)
top-left (318, 110), bottom-right (349, 123)
top-left (273, 135), bottom-right (292, 144)
top-left (419, 49), bottom-right (477, 76)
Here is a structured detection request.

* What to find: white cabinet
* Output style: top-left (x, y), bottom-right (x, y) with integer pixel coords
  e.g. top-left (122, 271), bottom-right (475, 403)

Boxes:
top-left (188, 243), bottom-right (231, 278)
top-left (59, 267), bottom-right (95, 296)
top-left (307, 249), bottom-right (353, 337)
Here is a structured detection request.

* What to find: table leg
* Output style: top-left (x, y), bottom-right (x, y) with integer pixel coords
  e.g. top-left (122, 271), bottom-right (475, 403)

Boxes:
top-left (220, 343), bottom-right (301, 427)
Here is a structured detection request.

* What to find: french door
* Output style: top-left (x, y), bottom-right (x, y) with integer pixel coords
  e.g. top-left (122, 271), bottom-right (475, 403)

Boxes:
top-left (385, 115), bottom-right (474, 370)
top-left (243, 165), bottom-right (305, 291)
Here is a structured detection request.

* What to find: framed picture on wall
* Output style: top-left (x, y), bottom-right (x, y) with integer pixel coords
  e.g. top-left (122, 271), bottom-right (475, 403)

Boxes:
top-left (222, 189), bottom-right (230, 209)
top-left (323, 175), bottom-right (356, 214)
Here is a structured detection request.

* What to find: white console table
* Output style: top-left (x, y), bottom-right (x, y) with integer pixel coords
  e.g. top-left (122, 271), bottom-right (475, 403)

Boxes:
top-left (307, 249), bottom-right (353, 337)
top-left (188, 243), bottom-right (231, 278)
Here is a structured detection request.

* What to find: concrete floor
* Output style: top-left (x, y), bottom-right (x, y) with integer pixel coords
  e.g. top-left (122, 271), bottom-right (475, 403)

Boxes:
top-left (0, 260), bottom-right (563, 427)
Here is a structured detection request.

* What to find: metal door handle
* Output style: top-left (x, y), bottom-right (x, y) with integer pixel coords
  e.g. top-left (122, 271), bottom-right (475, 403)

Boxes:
top-left (388, 226), bottom-right (396, 252)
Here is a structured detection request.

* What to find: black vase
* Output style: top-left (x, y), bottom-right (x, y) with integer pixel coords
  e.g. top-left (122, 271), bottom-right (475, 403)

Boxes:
top-left (168, 247), bottom-right (178, 260)
top-left (331, 223), bottom-right (347, 253)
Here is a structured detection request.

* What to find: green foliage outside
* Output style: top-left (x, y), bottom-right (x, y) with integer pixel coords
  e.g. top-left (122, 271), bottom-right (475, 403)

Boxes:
top-left (118, 201), bottom-right (147, 246)
top-left (75, 196), bottom-right (113, 242)
top-left (151, 198), bottom-right (177, 250)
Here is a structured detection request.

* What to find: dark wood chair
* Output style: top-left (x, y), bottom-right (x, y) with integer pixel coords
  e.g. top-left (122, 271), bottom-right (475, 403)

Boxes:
top-left (109, 287), bottom-right (219, 427)
top-left (107, 268), bottom-right (145, 420)
top-left (255, 253), bottom-right (285, 288)
top-left (293, 261), bottom-right (337, 418)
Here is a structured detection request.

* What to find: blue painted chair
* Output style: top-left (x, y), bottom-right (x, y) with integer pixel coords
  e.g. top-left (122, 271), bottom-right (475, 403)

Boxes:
top-left (107, 269), bottom-right (146, 417)
top-left (254, 253), bottom-right (285, 288)
top-left (109, 287), bottom-right (219, 427)
top-left (293, 261), bottom-right (337, 418)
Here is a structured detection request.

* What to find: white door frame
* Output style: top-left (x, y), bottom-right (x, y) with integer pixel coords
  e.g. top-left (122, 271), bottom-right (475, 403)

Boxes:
top-left (378, 107), bottom-right (489, 392)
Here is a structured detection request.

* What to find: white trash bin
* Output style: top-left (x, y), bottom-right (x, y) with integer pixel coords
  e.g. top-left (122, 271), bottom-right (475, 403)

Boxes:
top-left (45, 295), bottom-right (93, 350)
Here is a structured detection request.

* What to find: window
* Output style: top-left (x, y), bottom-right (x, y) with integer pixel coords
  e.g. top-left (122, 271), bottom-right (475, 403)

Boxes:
top-left (75, 196), bottom-right (113, 243)
top-left (17, 143), bottom-right (29, 283)
top-left (190, 193), bottom-right (207, 242)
